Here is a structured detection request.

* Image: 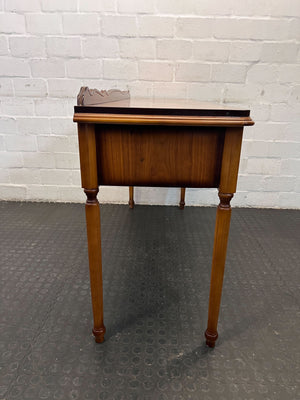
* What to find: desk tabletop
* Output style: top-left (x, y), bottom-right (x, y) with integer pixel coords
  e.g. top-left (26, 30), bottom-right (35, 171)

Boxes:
top-left (74, 97), bottom-right (254, 127)
top-left (75, 97), bottom-right (251, 117)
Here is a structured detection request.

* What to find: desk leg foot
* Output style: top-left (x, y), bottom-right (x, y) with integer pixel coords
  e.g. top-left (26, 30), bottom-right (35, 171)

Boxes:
top-left (129, 186), bottom-right (135, 209)
top-left (84, 188), bottom-right (106, 344)
top-left (93, 327), bottom-right (106, 343)
top-left (206, 192), bottom-right (233, 348)
top-left (205, 329), bottom-right (218, 348)
top-left (179, 187), bottom-right (186, 209)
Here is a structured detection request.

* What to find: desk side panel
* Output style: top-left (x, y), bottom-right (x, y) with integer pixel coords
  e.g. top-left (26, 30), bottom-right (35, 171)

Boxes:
top-left (95, 125), bottom-right (224, 188)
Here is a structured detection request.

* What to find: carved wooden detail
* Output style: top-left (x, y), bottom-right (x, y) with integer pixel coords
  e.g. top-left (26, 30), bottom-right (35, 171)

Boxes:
top-left (84, 188), bottom-right (99, 204)
top-left (218, 192), bottom-right (234, 209)
top-left (77, 87), bottom-right (130, 106)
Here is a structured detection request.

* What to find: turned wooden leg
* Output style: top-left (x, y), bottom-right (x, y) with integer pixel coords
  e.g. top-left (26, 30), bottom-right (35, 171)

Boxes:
top-left (129, 186), bottom-right (135, 209)
top-left (179, 187), bottom-right (186, 209)
top-left (205, 192), bottom-right (233, 348)
top-left (84, 188), bottom-right (106, 343)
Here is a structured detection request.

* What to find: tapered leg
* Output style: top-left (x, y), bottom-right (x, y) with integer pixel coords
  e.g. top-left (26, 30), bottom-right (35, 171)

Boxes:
top-left (84, 188), bottom-right (106, 343)
top-left (129, 186), bottom-right (135, 209)
top-left (205, 192), bottom-right (233, 348)
top-left (179, 187), bottom-right (186, 209)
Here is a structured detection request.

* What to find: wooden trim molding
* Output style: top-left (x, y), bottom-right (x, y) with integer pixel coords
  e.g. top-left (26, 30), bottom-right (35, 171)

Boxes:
top-left (74, 113), bottom-right (254, 127)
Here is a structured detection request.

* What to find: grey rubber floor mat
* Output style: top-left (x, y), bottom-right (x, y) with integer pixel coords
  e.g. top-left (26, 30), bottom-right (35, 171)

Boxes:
top-left (0, 202), bottom-right (299, 399)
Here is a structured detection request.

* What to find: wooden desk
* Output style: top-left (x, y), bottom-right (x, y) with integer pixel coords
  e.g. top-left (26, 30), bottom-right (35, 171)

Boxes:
top-left (73, 98), bottom-right (254, 348)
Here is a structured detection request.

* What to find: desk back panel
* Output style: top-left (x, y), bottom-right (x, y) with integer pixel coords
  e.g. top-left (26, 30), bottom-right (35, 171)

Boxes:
top-left (95, 125), bottom-right (225, 188)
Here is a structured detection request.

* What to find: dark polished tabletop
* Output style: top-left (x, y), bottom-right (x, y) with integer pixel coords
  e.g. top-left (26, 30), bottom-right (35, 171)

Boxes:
top-left (74, 97), bottom-right (251, 117)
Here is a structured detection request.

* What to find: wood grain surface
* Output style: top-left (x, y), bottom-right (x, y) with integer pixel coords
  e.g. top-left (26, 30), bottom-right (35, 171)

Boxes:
top-left (96, 125), bottom-right (225, 187)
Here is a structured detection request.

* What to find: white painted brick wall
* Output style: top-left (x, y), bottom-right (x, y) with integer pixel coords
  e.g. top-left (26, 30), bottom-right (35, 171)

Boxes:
top-left (14, 78), bottom-right (47, 97)
top-left (117, 0), bottom-right (154, 14)
top-left (157, 40), bottom-right (192, 60)
top-left (0, 36), bottom-right (8, 55)
top-left (35, 99), bottom-right (70, 116)
top-left (2, 99), bottom-right (35, 116)
top-left (229, 42), bottom-right (262, 62)
top-left (5, 134), bottom-right (37, 152)
top-left (78, 0), bottom-right (115, 13)
top-left (0, 79), bottom-right (14, 96)
top-left (82, 38), bottom-right (119, 58)
top-left (66, 59), bottom-right (101, 78)
top-left (175, 63), bottom-right (211, 82)
top-left (9, 168), bottom-right (41, 184)
top-left (102, 16), bottom-right (137, 37)
top-left (41, 0), bottom-right (76, 12)
top-left (63, 14), bottom-right (99, 35)
top-left (0, 13), bottom-right (25, 33)
top-left (0, 57), bottom-right (30, 77)
top-left (279, 65), bottom-right (300, 83)
top-left (37, 135), bottom-right (70, 153)
top-left (104, 59), bottom-right (137, 80)
top-left (156, 0), bottom-right (196, 15)
top-left (0, 1), bottom-right (299, 208)
top-left (120, 38), bottom-right (156, 59)
top-left (10, 36), bottom-right (45, 57)
top-left (194, 41), bottom-right (229, 62)
top-left (17, 117), bottom-right (51, 135)
top-left (212, 64), bottom-right (247, 83)
top-left (47, 79), bottom-right (79, 98)
top-left (138, 16), bottom-right (174, 37)
top-left (5, 1), bottom-right (41, 12)
top-left (187, 83), bottom-right (224, 102)
top-left (0, 136), bottom-right (5, 151)
top-left (26, 13), bottom-right (62, 35)
top-left (30, 59), bottom-right (65, 78)
top-left (46, 37), bottom-right (81, 57)
top-left (139, 61), bottom-right (172, 81)
top-left (176, 18), bottom-right (214, 38)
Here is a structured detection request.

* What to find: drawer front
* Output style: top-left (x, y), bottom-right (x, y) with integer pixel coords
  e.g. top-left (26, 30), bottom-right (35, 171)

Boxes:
top-left (96, 125), bottom-right (224, 188)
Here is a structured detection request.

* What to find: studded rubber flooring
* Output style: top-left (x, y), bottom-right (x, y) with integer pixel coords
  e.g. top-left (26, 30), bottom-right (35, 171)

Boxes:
top-left (0, 202), bottom-right (299, 400)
